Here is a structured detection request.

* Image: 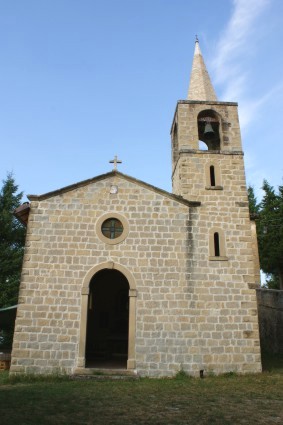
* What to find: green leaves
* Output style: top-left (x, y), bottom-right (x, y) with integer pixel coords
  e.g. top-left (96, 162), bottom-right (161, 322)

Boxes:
top-left (0, 173), bottom-right (26, 308)
top-left (248, 181), bottom-right (283, 290)
top-left (248, 186), bottom-right (259, 215)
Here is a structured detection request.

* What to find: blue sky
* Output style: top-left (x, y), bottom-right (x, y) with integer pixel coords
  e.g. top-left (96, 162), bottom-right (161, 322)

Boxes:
top-left (0, 0), bottom-right (282, 201)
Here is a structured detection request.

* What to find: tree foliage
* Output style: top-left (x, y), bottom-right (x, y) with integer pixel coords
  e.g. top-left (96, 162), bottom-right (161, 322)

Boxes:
top-left (0, 173), bottom-right (26, 308)
top-left (248, 181), bottom-right (283, 290)
top-left (247, 186), bottom-right (260, 215)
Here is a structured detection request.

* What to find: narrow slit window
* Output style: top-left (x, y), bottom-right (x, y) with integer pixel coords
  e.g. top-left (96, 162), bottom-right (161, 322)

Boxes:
top-left (210, 165), bottom-right (216, 186)
top-left (214, 232), bottom-right (220, 256)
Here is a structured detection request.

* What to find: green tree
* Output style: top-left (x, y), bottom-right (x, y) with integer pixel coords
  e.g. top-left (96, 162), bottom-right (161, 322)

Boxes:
top-left (247, 186), bottom-right (260, 215)
top-left (259, 180), bottom-right (283, 289)
top-left (263, 273), bottom-right (280, 290)
top-left (257, 181), bottom-right (283, 290)
top-left (0, 173), bottom-right (26, 307)
top-left (248, 183), bottom-right (283, 290)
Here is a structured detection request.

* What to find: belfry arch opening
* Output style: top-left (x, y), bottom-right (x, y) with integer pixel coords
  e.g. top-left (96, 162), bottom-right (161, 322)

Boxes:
top-left (198, 110), bottom-right (220, 151)
top-left (86, 269), bottom-right (129, 369)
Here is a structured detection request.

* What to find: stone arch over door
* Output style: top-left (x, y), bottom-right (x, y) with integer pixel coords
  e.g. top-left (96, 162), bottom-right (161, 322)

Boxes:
top-left (77, 262), bottom-right (137, 370)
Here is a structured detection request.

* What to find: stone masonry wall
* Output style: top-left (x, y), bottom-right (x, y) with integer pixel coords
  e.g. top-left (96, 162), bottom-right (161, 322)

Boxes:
top-left (169, 100), bottom-right (262, 375)
top-left (11, 176), bottom-right (189, 375)
top-left (172, 158), bottom-right (261, 374)
top-left (11, 173), bottom-right (262, 377)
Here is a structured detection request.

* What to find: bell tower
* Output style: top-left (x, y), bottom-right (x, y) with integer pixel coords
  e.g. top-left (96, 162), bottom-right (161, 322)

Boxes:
top-left (172, 38), bottom-right (244, 200)
top-left (167, 39), bottom-right (262, 375)
top-left (171, 38), bottom-right (260, 287)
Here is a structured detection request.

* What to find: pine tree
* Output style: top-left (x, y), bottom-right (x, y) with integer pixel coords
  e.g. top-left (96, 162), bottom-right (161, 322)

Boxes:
top-left (247, 186), bottom-right (260, 215)
top-left (258, 180), bottom-right (283, 290)
top-left (0, 173), bottom-right (26, 307)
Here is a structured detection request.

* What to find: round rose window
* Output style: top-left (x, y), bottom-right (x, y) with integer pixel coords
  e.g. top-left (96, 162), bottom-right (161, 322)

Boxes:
top-left (101, 218), bottom-right (124, 239)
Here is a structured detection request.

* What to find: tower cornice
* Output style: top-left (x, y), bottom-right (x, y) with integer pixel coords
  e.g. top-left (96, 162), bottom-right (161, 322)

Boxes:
top-left (177, 100), bottom-right (238, 106)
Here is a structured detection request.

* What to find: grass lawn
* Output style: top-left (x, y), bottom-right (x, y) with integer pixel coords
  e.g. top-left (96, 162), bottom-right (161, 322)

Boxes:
top-left (0, 356), bottom-right (282, 425)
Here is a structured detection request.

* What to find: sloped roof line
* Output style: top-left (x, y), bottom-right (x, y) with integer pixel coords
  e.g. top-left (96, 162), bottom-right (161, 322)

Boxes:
top-left (27, 171), bottom-right (200, 207)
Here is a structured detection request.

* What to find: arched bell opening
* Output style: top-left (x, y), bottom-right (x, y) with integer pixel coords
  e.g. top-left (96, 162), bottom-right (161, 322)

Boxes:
top-left (198, 140), bottom-right (209, 151)
top-left (85, 269), bottom-right (130, 369)
top-left (198, 110), bottom-right (221, 151)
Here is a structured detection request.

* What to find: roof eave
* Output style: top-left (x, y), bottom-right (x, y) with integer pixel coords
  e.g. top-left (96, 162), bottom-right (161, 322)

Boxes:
top-left (28, 171), bottom-right (201, 207)
top-left (13, 202), bottom-right (30, 226)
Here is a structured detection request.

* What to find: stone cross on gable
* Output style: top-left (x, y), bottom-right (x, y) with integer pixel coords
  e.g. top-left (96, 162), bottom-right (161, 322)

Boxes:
top-left (109, 155), bottom-right (122, 171)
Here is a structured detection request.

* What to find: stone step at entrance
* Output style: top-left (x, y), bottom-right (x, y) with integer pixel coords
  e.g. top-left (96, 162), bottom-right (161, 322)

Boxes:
top-left (72, 367), bottom-right (139, 380)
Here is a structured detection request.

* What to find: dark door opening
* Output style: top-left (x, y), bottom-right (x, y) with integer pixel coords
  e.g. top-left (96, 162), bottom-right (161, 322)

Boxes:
top-left (86, 269), bottom-right (129, 368)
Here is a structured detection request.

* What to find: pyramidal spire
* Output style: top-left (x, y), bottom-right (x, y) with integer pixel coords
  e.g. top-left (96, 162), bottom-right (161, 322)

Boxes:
top-left (187, 37), bottom-right (217, 101)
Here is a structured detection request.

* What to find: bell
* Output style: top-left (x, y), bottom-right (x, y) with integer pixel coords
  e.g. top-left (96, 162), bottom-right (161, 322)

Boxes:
top-left (203, 122), bottom-right (215, 140)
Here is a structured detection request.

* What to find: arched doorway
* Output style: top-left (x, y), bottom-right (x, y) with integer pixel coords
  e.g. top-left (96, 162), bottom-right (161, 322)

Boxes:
top-left (85, 269), bottom-right (129, 368)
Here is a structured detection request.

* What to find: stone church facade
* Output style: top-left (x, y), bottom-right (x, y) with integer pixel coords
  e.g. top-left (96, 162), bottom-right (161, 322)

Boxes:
top-left (10, 40), bottom-right (262, 377)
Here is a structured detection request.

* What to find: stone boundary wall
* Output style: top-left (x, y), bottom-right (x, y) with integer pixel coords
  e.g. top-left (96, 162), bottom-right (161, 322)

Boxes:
top-left (256, 289), bottom-right (283, 354)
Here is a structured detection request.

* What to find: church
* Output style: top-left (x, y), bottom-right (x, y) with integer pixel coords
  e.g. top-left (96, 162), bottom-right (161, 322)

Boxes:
top-left (11, 39), bottom-right (262, 377)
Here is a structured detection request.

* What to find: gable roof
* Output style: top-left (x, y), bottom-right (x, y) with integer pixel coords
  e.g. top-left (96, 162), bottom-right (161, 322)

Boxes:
top-left (27, 171), bottom-right (201, 207)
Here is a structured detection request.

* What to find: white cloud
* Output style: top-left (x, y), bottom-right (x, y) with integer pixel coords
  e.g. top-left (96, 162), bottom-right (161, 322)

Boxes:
top-left (239, 81), bottom-right (283, 129)
top-left (212, 0), bottom-right (271, 98)
top-left (209, 0), bottom-right (283, 146)
top-left (209, 0), bottom-right (283, 195)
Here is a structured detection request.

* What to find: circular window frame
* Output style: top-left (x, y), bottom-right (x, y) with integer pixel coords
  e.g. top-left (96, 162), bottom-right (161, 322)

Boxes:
top-left (96, 213), bottom-right (129, 245)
